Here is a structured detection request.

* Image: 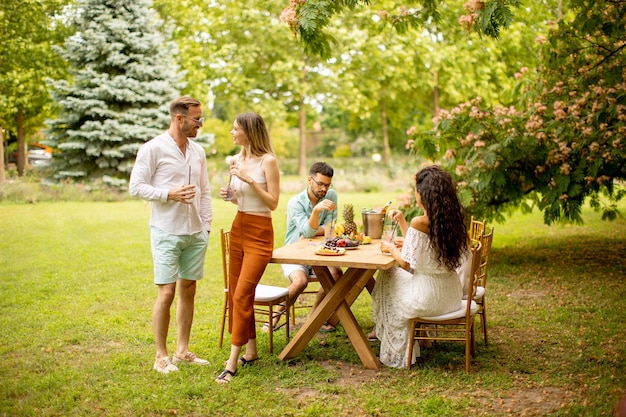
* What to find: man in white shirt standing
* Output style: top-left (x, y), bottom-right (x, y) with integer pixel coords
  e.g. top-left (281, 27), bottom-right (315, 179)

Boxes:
top-left (129, 96), bottom-right (212, 374)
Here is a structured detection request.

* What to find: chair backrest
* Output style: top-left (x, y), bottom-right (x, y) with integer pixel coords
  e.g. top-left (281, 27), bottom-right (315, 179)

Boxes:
top-left (469, 216), bottom-right (487, 242)
top-left (220, 228), bottom-right (230, 291)
top-left (476, 226), bottom-right (494, 289)
top-left (465, 240), bottom-right (483, 311)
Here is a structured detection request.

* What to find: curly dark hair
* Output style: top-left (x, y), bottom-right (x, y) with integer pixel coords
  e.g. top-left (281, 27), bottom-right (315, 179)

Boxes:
top-left (415, 165), bottom-right (468, 270)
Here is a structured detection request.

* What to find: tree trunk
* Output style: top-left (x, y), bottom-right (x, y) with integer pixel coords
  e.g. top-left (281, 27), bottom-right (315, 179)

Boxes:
top-left (16, 109), bottom-right (27, 176)
top-left (381, 98), bottom-right (391, 165)
top-left (298, 96), bottom-right (307, 177)
top-left (433, 71), bottom-right (440, 117)
top-left (0, 127), bottom-right (5, 183)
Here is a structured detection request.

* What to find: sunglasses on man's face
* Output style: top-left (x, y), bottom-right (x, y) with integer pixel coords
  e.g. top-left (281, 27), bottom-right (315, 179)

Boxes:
top-left (182, 114), bottom-right (204, 126)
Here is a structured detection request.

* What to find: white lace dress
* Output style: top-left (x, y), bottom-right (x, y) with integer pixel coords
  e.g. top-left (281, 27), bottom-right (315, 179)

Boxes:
top-left (372, 227), bottom-right (463, 368)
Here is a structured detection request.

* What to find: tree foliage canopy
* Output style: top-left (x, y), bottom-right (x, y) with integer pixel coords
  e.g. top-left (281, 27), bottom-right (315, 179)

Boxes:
top-left (0, 0), bottom-right (70, 175)
top-left (0, 0), bottom-right (69, 129)
top-left (45, 0), bottom-right (182, 186)
top-left (4, 0), bottom-right (623, 226)
top-left (279, 0), bottom-right (520, 59)
top-left (409, 0), bottom-right (625, 224)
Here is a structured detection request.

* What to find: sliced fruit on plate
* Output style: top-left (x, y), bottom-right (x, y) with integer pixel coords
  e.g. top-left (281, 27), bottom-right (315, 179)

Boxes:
top-left (315, 247), bottom-right (346, 255)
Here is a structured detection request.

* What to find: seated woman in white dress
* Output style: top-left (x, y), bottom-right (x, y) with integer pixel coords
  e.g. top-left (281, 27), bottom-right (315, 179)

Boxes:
top-left (371, 165), bottom-right (469, 368)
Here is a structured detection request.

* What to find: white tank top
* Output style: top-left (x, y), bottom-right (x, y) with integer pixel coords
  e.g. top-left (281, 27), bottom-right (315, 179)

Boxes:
top-left (233, 155), bottom-right (269, 213)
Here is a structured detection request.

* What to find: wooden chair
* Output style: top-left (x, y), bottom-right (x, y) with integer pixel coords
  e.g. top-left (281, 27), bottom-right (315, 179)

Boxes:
top-left (473, 226), bottom-right (494, 345)
top-left (469, 216), bottom-right (487, 241)
top-left (218, 228), bottom-right (289, 353)
top-left (407, 240), bottom-right (482, 372)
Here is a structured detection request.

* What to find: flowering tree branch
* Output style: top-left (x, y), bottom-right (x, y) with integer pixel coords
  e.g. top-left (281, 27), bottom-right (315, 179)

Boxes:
top-left (279, 0), bottom-right (520, 59)
top-left (404, 0), bottom-right (625, 225)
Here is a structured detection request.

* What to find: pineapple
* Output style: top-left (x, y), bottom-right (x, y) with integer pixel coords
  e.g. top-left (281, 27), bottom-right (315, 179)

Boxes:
top-left (343, 203), bottom-right (357, 236)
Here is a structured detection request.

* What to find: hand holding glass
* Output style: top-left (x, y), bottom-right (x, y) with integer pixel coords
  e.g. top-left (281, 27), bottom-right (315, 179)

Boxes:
top-left (222, 176), bottom-right (234, 201)
top-left (380, 225), bottom-right (395, 254)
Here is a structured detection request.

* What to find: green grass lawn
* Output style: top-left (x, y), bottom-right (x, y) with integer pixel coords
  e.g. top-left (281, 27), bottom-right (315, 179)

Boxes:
top-left (1, 191), bottom-right (625, 416)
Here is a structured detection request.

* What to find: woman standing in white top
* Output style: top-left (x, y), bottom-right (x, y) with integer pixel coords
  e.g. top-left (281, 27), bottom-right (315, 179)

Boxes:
top-left (216, 112), bottom-right (280, 384)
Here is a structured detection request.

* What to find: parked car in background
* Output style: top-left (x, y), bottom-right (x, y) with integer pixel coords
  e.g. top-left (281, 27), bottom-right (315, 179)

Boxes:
top-left (9, 143), bottom-right (53, 167)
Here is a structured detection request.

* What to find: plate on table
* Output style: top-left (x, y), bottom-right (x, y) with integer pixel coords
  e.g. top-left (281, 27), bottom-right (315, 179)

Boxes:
top-left (315, 247), bottom-right (346, 256)
top-left (344, 245), bottom-right (359, 250)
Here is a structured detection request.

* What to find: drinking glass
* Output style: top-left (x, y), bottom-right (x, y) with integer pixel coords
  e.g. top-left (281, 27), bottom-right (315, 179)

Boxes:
top-left (222, 176), bottom-right (234, 201)
top-left (382, 224), bottom-right (395, 243)
top-left (324, 221), bottom-right (333, 240)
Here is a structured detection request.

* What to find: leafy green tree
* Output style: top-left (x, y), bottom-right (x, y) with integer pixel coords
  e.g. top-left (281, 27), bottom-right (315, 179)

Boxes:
top-left (46, 0), bottom-right (182, 187)
top-left (421, 1), bottom-right (551, 111)
top-left (280, 0), bottom-right (521, 59)
top-left (155, 0), bottom-right (334, 175)
top-left (325, 12), bottom-right (432, 165)
top-left (313, 0), bottom-right (541, 166)
top-left (0, 0), bottom-right (71, 177)
top-left (410, 0), bottom-right (625, 224)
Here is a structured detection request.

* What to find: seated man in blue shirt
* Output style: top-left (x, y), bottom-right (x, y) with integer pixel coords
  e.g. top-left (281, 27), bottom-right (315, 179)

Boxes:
top-left (264, 162), bottom-right (342, 333)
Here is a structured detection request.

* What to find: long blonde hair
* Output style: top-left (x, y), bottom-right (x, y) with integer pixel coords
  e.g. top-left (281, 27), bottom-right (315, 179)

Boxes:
top-left (236, 112), bottom-right (274, 158)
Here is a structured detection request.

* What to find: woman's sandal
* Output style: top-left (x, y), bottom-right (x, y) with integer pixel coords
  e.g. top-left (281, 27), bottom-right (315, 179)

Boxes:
top-left (261, 313), bottom-right (282, 333)
top-left (238, 356), bottom-right (259, 366)
top-left (367, 330), bottom-right (378, 342)
top-left (215, 368), bottom-right (237, 384)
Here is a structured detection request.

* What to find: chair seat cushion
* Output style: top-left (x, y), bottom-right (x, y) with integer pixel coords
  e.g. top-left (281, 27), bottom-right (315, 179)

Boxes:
top-left (462, 286), bottom-right (485, 301)
top-left (418, 300), bottom-right (478, 321)
top-left (255, 284), bottom-right (289, 302)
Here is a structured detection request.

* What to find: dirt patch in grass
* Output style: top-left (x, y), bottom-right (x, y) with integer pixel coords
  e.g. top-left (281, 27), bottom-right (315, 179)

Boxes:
top-left (507, 289), bottom-right (548, 299)
top-left (318, 359), bottom-right (383, 388)
top-left (322, 360), bottom-right (577, 416)
top-left (460, 386), bottom-right (576, 416)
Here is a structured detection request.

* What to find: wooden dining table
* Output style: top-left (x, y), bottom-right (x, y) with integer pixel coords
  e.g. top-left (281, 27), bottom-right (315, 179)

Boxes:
top-left (270, 237), bottom-right (396, 370)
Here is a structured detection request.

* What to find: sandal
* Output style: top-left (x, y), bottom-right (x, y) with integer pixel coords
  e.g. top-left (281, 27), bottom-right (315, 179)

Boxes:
top-left (261, 315), bottom-right (283, 333)
top-left (318, 322), bottom-right (336, 333)
top-left (367, 331), bottom-right (378, 342)
top-left (238, 356), bottom-right (259, 366)
top-left (216, 368), bottom-right (237, 384)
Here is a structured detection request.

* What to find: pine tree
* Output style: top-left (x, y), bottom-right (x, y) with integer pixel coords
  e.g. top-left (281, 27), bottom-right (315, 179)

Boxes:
top-left (46, 0), bottom-right (182, 187)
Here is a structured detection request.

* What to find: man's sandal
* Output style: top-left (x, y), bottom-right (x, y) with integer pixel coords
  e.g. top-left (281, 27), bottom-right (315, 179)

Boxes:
top-left (216, 369), bottom-right (237, 384)
top-left (318, 322), bottom-right (336, 333)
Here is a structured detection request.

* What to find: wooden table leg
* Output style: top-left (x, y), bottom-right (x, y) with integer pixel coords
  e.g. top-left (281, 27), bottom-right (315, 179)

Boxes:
top-left (330, 270), bottom-right (380, 370)
top-left (278, 267), bottom-right (380, 370)
top-left (315, 267), bottom-right (340, 326)
top-left (278, 267), bottom-right (351, 361)
top-left (325, 274), bottom-right (376, 328)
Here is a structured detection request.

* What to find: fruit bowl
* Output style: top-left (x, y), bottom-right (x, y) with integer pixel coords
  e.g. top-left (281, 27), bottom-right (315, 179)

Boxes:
top-left (325, 236), bottom-right (359, 249)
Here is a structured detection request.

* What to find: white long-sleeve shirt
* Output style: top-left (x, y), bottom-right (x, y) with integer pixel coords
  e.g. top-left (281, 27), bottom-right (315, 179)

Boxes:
top-left (129, 131), bottom-right (212, 235)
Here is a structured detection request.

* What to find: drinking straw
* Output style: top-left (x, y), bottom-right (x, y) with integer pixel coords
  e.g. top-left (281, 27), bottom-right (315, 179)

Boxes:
top-left (391, 219), bottom-right (399, 239)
